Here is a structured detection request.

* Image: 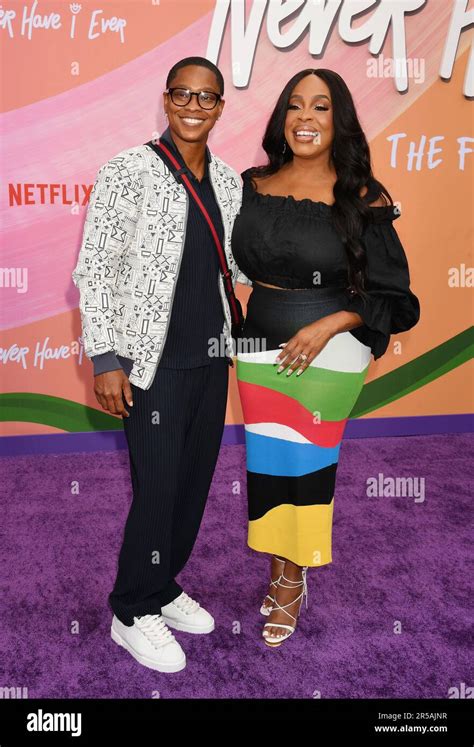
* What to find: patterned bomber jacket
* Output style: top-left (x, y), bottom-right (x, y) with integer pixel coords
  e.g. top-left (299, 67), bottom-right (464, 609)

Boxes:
top-left (71, 139), bottom-right (252, 390)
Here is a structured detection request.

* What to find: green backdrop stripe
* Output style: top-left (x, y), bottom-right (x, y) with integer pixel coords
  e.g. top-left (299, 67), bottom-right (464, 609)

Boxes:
top-left (351, 326), bottom-right (473, 417)
top-left (0, 394), bottom-right (123, 432)
top-left (0, 328), bottom-right (472, 431)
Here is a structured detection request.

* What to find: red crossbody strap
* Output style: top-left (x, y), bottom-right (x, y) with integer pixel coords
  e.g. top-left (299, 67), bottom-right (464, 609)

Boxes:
top-left (156, 140), bottom-right (241, 325)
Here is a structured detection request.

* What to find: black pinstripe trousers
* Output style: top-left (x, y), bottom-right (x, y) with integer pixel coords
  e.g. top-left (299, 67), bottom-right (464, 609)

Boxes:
top-left (108, 361), bottom-right (229, 626)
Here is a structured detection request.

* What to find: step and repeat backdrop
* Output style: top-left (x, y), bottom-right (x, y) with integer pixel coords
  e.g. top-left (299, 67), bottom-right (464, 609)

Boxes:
top-left (1, 0), bottom-right (472, 447)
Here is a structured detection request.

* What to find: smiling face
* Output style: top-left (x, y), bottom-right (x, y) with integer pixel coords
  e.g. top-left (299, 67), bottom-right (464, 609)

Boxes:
top-left (284, 74), bottom-right (334, 159)
top-left (163, 64), bottom-right (224, 145)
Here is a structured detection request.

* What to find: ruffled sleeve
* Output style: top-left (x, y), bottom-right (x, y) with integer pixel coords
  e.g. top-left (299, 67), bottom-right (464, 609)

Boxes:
top-left (344, 206), bottom-right (420, 359)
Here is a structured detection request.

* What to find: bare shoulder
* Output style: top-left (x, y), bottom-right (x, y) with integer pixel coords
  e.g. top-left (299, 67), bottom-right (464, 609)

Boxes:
top-left (250, 170), bottom-right (282, 195)
top-left (252, 171), bottom-right (273, 187)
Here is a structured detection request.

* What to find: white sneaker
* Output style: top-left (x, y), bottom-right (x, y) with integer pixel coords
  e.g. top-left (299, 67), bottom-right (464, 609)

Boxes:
top-left (161, 591), bottom-right (215, 634)
top-left (111, 614), bottom-right (186, 672)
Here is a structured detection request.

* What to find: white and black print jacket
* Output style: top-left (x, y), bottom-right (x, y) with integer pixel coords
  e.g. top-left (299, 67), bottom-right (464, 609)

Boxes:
top-left (72, 139), bottom-right (252, 390)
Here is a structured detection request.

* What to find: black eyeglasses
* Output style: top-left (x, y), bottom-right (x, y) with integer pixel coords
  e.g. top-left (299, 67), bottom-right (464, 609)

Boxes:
top-left (167, 87), bottom-right (221, 110)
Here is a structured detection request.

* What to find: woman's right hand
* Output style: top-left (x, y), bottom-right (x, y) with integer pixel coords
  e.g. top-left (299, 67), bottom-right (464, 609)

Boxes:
top-left (94, 369), bottom-right (133, 417)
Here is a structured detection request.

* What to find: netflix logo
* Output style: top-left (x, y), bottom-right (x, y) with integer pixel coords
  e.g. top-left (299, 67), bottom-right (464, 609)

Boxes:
top-left (8, 183), bottom-right (93, 206)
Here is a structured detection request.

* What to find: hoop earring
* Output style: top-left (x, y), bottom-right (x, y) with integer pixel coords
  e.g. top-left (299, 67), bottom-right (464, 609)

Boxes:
top-left (282, 140), bottom-right (287, 154)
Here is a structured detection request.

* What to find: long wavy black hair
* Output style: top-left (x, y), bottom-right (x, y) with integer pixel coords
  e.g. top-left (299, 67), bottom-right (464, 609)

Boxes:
top-left (247, 69), bottom-right (394, 300)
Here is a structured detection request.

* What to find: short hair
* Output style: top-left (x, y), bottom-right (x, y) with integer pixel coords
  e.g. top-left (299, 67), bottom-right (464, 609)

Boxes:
top-left (166, 56), bottom-right (224, 95)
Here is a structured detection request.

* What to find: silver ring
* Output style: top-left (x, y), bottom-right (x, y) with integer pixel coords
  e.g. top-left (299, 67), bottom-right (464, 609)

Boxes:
top-left (299, 353), bottom-right (308, 361)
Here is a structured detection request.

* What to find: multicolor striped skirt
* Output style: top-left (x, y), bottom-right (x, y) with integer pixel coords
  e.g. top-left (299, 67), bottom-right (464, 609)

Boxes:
top-left (236, 284), bottom-right (372, 568)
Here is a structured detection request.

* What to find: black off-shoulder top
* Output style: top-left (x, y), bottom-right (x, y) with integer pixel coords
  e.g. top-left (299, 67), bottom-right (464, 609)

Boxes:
top-left (231, 168), bottom-right (420, 360)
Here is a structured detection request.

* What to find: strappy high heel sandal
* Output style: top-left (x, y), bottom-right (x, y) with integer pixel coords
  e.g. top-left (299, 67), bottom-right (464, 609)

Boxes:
top-left (262, 567), bottom-right (308, 647)
top-left (260, 555), bottom-right (286, 616)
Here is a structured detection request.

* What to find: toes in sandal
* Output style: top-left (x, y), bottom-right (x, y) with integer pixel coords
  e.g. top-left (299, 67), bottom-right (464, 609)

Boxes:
top-left (260, 555), bottom-right (286, 616)
top-left (262, 567), bottom-right (308, 647)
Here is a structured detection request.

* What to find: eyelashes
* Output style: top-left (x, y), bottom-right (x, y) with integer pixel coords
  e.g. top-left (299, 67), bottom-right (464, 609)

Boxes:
top-left (287, 104), bottom-right (329, 111)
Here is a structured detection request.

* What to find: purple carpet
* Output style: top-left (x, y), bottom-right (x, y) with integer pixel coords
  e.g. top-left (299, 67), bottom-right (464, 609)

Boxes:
top-left (0, 433), bottom-right (472, 698)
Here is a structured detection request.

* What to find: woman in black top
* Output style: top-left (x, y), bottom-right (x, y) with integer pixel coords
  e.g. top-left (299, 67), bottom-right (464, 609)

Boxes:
top-left (231, 69), bottom-right (420, 648)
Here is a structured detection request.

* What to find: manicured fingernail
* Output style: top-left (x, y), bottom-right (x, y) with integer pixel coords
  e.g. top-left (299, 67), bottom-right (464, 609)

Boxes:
top-left (277, 365), bottom-right (284, 373)
top-left (296, 368), bottom-right (303, 377)
top-left (286, 369), bottom-right (294, 377)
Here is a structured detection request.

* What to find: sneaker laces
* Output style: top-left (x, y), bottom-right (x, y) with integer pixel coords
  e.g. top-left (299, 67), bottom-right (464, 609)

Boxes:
top-left (134, 614), bottom-right (175, 648)
top-left (173, 592), bottom-right (200, 615)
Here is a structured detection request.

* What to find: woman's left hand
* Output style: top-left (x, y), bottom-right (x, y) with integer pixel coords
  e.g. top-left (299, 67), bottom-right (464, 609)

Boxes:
top-left (274, 319), bottom-right (336, 377)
